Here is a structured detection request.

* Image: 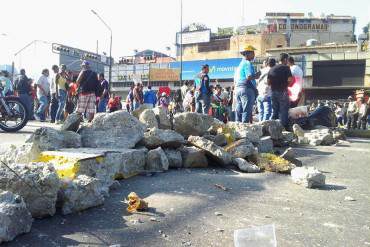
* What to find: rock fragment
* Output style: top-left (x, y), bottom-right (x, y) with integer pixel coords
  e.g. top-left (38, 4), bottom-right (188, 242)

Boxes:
top-left (291, 167), bottom-right (326, 188)
top-left (60, 113), bottom-right (82, 132)
top-left (179, 146), bottom-right (208, 168)
top-left (188, 136), bottom-right (233, 166)
top-left (164, 149), bottom-right (183, 168)
top-left (234, 158), bottom-right (260, 173)
top-left (139, 109), bottom-right (158, 129)
top-left (59, 175), bottom-right (106, 215)
top-left (146, 147), bottom-right (169, 171)
top-left (224, 139), bottom-right (255, 158)
top-left (0, 163), bottom-right (61, 218)
top-left (79, 111), bottom-right (145, 149)
top-left (0, 190), bottom-right (33, 244)
top-left (143, 128), bottom-right (184, 149)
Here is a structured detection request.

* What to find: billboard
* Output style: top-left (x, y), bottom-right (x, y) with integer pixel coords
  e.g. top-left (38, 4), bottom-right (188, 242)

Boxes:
top-left (176, 29), bottom-right (211, 45)
top-left (149, 68), bottom-right (180, 81)
top-left (170, 58), bottom-right (242, 80)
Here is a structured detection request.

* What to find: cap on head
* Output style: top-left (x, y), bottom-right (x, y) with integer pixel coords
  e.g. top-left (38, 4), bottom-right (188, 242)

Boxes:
top-left (81, 60), bottom-right (90, 67)
top-left (241, 44), bottom-right (256, 55)
top-left (348, 96), bottom-right (353, 100)
top-left (161, 92), bottom-right (167, 97)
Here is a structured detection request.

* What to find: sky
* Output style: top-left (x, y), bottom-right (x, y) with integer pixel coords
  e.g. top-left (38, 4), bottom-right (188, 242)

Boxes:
top-left (0, 0), bottom-right (369, 79)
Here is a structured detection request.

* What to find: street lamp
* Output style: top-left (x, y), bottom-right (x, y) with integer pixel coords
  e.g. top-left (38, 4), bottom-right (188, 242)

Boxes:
top-left (91, 9), bottom-right (113, 86)
top-left (13, 39), bottom-right (50, 80)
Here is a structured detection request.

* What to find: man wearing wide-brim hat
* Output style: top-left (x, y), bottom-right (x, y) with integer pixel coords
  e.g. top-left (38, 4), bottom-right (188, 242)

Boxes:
top-left (233, 44), bottom-right (260, 123)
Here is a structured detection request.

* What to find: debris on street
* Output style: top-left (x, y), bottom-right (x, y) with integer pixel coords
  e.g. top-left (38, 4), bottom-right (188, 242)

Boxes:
top-left (126, 192), bottom-right (148, 213)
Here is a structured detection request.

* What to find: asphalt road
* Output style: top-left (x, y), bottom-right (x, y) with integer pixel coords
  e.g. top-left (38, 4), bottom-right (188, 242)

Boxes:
top-left (1, 124), bottom-right (370, 247)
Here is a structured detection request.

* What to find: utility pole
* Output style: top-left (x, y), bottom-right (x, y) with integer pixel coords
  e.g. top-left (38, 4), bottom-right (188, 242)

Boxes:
top-left (180, 0), bottom-right (183, 86)
top-left (91, 9), bottom-right (113, 87)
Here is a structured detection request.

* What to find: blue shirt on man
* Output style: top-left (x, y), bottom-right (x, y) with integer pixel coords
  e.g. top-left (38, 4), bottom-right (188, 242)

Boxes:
top-left (143, 89), bottom-right (157, 106)
top-left (234, 58), bottom-right (256, 88)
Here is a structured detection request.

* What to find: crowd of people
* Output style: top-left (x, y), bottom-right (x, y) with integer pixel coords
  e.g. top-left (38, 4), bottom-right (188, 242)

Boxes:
top-left (1, 47), bottom-right (369, 130)
top-left (0, 61), bottom-right (122, 124)
top-left (309, 96), bottom-right (370, 130)
top-left (176, 46), bottom-right (304, 130)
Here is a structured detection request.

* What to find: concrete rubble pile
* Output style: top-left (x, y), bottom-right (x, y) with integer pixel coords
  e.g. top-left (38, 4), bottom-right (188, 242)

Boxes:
top-left (293, 124), bottom-right (345, 146)
top-left (0, 110), bottom-right (346, 243)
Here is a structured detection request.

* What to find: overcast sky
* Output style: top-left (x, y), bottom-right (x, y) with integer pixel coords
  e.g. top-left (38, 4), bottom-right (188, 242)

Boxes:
top-left (0, 0), bottom-right (368, 78)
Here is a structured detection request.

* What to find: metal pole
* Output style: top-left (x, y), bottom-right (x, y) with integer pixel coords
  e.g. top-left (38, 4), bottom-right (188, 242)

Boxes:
top-left (109, 32), bottom-right (112, 87)
top-left (180, 0), bottom-right (183, 86)
top-left (91, 10), bottom-right (113, 88)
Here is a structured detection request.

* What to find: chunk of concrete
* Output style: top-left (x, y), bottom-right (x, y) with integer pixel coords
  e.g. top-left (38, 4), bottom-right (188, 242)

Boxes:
top-left (26, 127), bottom-right (81, 151)
top-left (79, 111), bottom-right (145, 149)
top-left (139, 109), bottom-right (158, 129)
top-left (0, 190), bottom-right (33, 244)
top-left (188, 136), bottom-right (233, 166)
top-left (224, 139), bottom-right (255, 158)
top-left (226, 122), bottom-right (263, 143)
top-left (164, 149), bottom-right (183, 168)
top-left (261, 120), bottom-right (284, 140)
top-left (255, 136), bottom-right (274, 153)
top-left (0, 163), bottom-right (60, 218)
top-left (179, 146), bottom-right (208, 168)
top-left (143, 128), bottom-right (184, 149)
top-left (153, 107), bottom-right (171, 130)
top-left (174, 112), bottom-right (224, 137)
top-left (234, 158), bottom-right (260, 173)
top-left (291, 167), bottom-right (326, 188)
top-left (60, 113), bottom-right (82, 132)
top-left (146, 147), bottom-right (169, 171)
top-left (59, 175), bottom-right (105, 215)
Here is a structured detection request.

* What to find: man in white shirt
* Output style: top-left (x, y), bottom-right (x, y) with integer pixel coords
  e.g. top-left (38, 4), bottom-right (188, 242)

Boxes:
top-left (346, 96), bottom-right (359, 129)
top-left (35, 69), bottom-right (50, 122)
top-left (256, 57), bottom-right (275, 121)
top-left (288, 56), bottom-right (304, 108)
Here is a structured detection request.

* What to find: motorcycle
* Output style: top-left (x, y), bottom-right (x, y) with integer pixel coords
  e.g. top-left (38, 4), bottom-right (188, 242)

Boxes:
top-left (0, 86), bottom-right (28, 132)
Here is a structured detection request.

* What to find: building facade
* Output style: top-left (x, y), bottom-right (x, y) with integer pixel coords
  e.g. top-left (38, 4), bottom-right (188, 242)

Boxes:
top-left (265, 12), bottom-right (356, 47)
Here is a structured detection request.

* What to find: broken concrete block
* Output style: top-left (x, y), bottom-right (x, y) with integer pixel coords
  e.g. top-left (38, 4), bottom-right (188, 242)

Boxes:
top-left (291, 167), bottom-right (326, 188)
top-left (174, 112), bottom-right (223, 137)
top-left (132, 104), bottom-right (151, 119)
top-left (60, 113), bottom-right (82, 132)
top-left (179, 146), bottom-right (208, 168)
top-left (261, 120), bottom-right (284, 140)
top-left (0, 163), bottom-right (60, 218)
top-left (280, 148), bottom-right (302, 167)
top-left (143, 128), bottom-right (184, 149)
top-left (164, 149), bottom-right (183, 168)
top-left (26, 127), bottom-right (81, 151)
top-left (257, 153), bottom-right (296, 174)
top-left (146, 147), bottom-right (169, 171)
top-left (188, 136), bottom-right (233, 166)
top-left (234, 158), bottom-right (260, 173)
top-left (139, 109), bottom-right (158, 129)
top-left (0, 143), bottom-right (41, 165)
top-left (153, 107), bottom-right (171, 130)
top-left (282, 131), bottom-right (295, 143)
top-left (79, 111), bottom-right (145, 149)
top-left (224, 139), bottom-right (255, 159)
top-left (59, 175), bottom-right (105, 215)
top-left (36, 148), bottom-right (147, 187)
top-left (0, 190), bottom-right (33, 244)
top-left (226, 122), bottom-right (263, 143)
top-left (255, 136), bottom-right (274, 153)
top-left (203, 134), bottom-right (228, 147)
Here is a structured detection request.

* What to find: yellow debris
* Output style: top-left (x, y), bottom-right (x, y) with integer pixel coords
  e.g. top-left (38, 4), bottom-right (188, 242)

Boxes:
top-left (126, 192), bottom-right (148, 213)
top-left (217, 126), bottom-right (235, 145)
top-left (257, 153), bottom-right (295, 174)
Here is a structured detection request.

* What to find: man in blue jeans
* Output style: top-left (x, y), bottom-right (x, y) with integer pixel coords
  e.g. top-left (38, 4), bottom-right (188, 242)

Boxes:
top-left (35, 69), bottom-right (50, 122)
top-left (267, 53), bottom-right (293, 129)
top-left (256, 58), bottom-right (276, 121)
top-left (234, 45), bottom-right (260, 123)
top-left (14, 69), bottom-right (33, 120)
top-left (97, 73), bottom-right (110, 112)
top-left (194, 64), bottom-right (211, 115)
